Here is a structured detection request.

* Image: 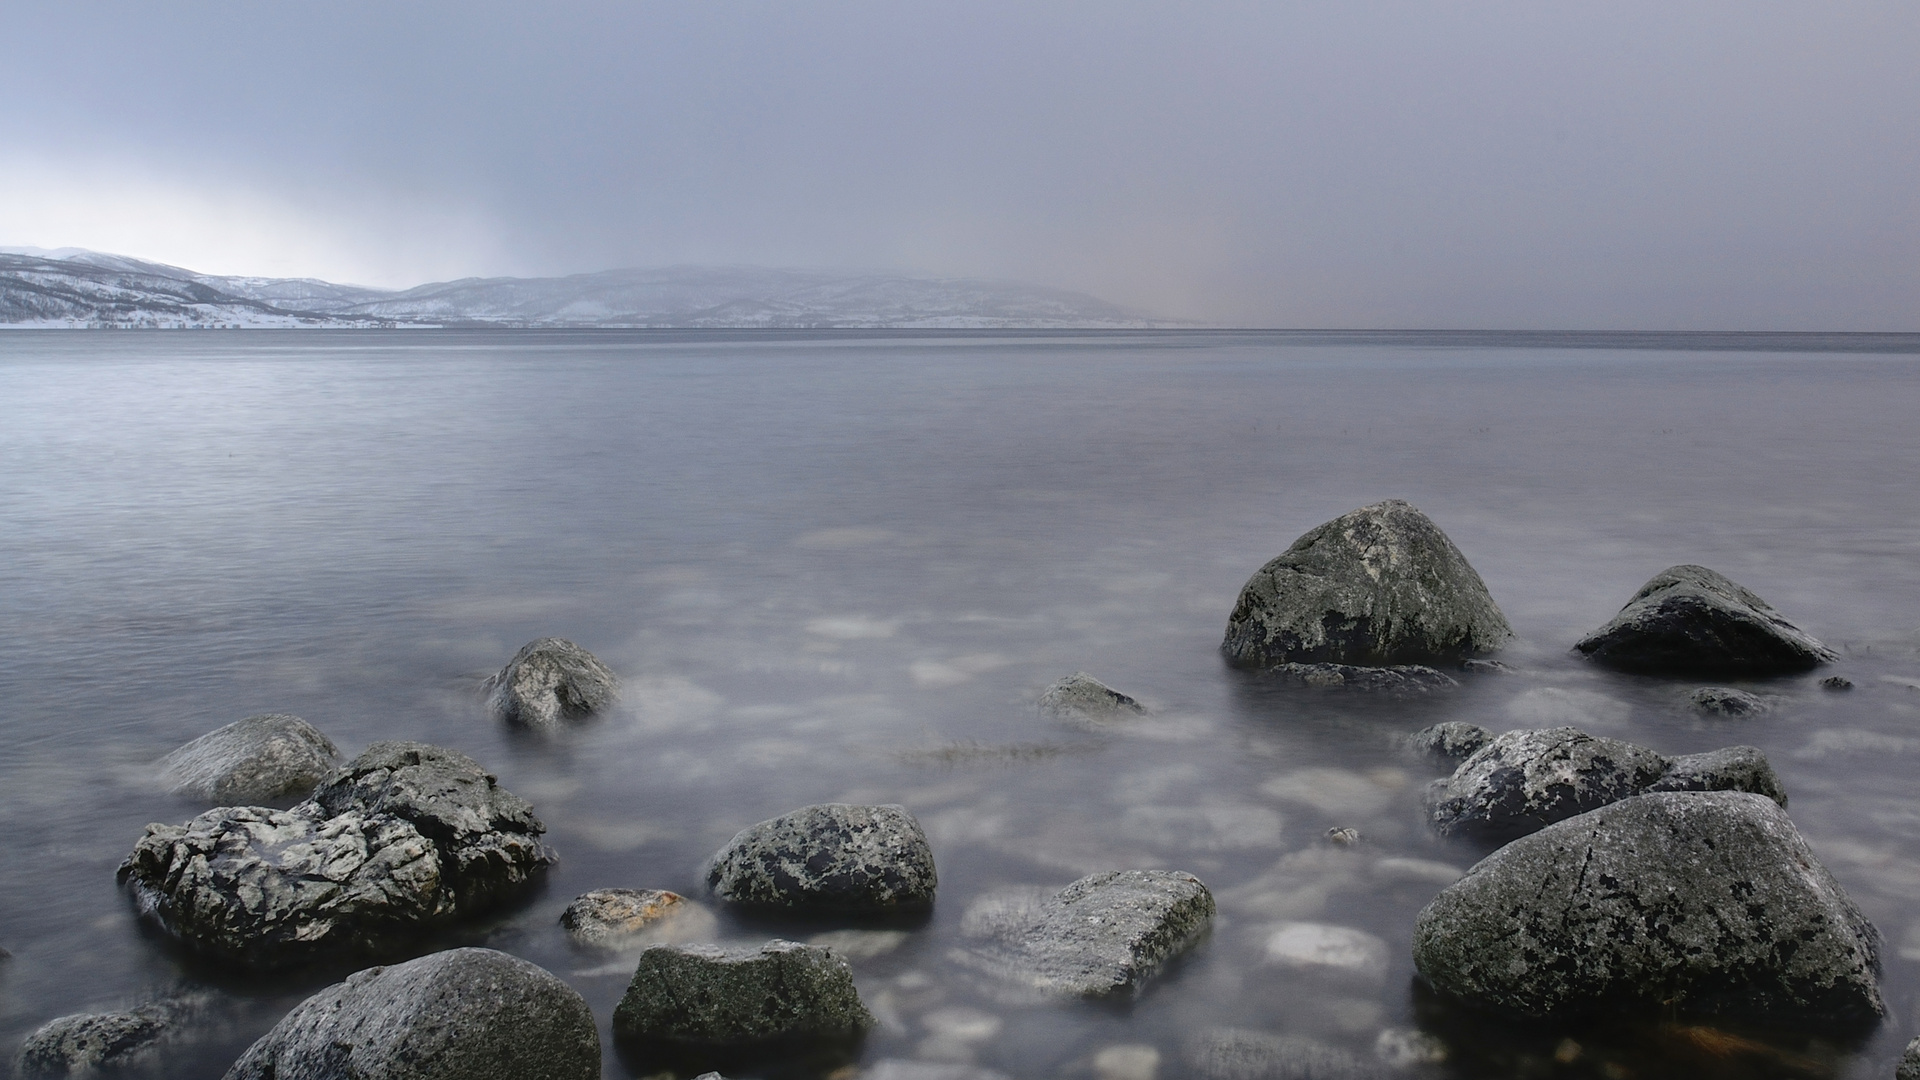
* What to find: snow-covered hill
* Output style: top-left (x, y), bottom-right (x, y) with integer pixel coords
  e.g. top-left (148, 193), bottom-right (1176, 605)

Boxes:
top-left (0, 250), bottom-right (1176, 329)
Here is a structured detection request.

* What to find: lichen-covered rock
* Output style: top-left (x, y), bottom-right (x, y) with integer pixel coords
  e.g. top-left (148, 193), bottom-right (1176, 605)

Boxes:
top-left (561, 888), bottom-right (687, 947)
top-left (1185, 1029), bottom-right (1383, 1080)
top-left (1688, 686), bottom-right (1769, 717)
top-left (1574, 565), bottom-right (1834, 676)
top-left (119, 742), bottom-right (554, 968)
top-left (1039, 672), bottom-right (1145, 719)
top-left (612, 941), bottom-right (873, 1049)
top-left (1412, 791), bottom-right (1883, 1026)
top-left (158, 714), bottom-right (340, 804)
top-left (224, 948), bottom-right (598, 1080)
top-left (1425, 727), bottom-right (1786, 842)
top-left (1222, 500), bottom-right (1512, 668)
top-left (707, 804), bottom-right (936, 912)
top-left (485, 637), bottom-right (618, 729)
top-left (953, 870), bottom-right (1214, 999)
top-left (1404, 722), bottom-right (1493, 763)
top-left (1265, 662), bottom-right (1457, 693)
top-left (16, 1011), bottom-right (168, 1078)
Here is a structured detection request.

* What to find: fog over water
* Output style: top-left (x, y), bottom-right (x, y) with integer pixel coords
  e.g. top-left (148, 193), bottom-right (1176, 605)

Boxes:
top-left (3, 329), bottom-right (1920, 1078)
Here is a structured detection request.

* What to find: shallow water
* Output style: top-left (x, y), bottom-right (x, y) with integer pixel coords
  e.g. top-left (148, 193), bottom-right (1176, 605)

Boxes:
top-left (3, 328), bottom-right (1920, 1079)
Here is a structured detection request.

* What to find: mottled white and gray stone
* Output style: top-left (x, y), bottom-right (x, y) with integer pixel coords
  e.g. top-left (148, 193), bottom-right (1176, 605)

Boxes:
top-left (224, 948), bottom-right (598, 1080)
top-left (485, 637), bottom-right (618, 729)
top-left (954, 870), bottom-right (1214, 999)
top-left (1425, 727), bottom-right (1786, 842)
top-left (158, 714), bottom-right (340, 804)
top-left (16, 1011), bottom-right (169, 1078)
top-left (1222, 500), bottom-right (1511, 668)
top-left (1039, 672), bottom-right (1146, 720)
top-left (612, 940), bottom-right (873, 1049)
top-left (707, 804), bottom-right (936, 912)
top-left (1413, 791), bottom-right (1883, 1026)
top-left (1574, 565), bottom-right (1834, 676)
top-left (1403, 722), bottom-right (1492, 763)
top-left (1898, 1037), bottom-right (1920, 1080)
top-left (119, 742), bottom-right (554, 968)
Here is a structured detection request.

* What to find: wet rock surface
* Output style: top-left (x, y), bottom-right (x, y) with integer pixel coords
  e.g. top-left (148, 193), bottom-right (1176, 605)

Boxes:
top-left (1264, 662), bottom-right (1457, 693)
top-left (17, 1011), bottom-right (168, 1078)
top-left (953, 869), bottom-right (1214, 999)
top-left (1413, 791), bottom-right (1883, 1026)
top-left (1222, 499), bottom-right (1512, 668)
top-left (1185, 1028), bottom-right (1383, 1080)
top-left (1039, 672), bottom-right (1146, 720)
top-left (612, 940), bottom-right (873, 1053)
top-left (1425, 727), bottom-right (1786, 842)
top-left (1899, 1037), bottom-right (1920, 1080)
top-left (1687, 686), bottom-right (1769, 717)
top-left (225, 947), bottom-right (598, 1080)
top-left (707, 803), bottom-right (936, 912)
top-left (119, 741), bottom-right (554, 968)
top-left (158, 714), bottom-right (341, 805)
top-left (1574, 565), bottom-right (1835, 676)
top-left (485, 637), bottom-right (618, 729)
top-left (1404, 721), bottom-right (1492, 763)
top-left (561, 888), bottom-right (688, 947)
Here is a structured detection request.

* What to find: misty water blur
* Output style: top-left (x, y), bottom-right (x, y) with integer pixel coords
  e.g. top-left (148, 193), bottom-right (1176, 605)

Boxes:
top-left (2, 329), bottom-right (1920, 1078)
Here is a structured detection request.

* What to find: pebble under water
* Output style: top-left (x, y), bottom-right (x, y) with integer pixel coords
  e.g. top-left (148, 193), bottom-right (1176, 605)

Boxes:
top-left (3, 328), bottom-right (1920, 1079)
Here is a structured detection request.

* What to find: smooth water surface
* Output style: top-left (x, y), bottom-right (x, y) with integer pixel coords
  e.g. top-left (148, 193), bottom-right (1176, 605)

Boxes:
top-left (3, 329), bottom-right (1920, 1079)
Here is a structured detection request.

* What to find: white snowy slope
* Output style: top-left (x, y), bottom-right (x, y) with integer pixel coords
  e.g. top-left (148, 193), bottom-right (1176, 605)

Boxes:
top-left (0, 251), bottom-right (1180, 328)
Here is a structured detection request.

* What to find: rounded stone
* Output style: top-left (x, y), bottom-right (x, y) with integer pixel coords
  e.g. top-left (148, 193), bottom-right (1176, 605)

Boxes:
top-left (560, 888), bottom-right (687, 947)
top-left (224, 948), bottom-right (599, 1080)
top-left (1403, 722), bottom-right (1493, 763)
top-left (706, 803), bottom-right (936, 912)
top-left (158, 713), bottom-right (340, 804)
top-left (16, 1012), bottom-right (168, 1079)
top-left (1039, 672), bottom-right (1145, 720)
top-left (1688, 686), bottom-right (1770, 717)
top-left (486, 637), bottom-right (618, 729)
top-left (1574, 565), bottom-right (1834, 676)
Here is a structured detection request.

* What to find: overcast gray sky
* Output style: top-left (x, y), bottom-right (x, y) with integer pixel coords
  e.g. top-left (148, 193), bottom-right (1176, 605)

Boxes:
top-left (3, 2), bottom-right (1916, 328)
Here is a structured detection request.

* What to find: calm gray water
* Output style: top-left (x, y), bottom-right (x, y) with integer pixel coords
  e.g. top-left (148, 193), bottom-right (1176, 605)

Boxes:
top-left (3, 328), bottom-right (1920, 1079)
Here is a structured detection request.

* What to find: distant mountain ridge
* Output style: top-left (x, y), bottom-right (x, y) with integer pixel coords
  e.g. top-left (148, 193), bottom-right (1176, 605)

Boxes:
top-left (0, 249), bottom-right (1177, 329)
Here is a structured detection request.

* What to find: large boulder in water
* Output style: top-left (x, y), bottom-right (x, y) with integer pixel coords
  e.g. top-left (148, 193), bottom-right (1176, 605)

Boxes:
top-left (706, 804), bottom-right (936, 912)
top-left (952, 870), bottom-right (1214, 999)
top-left (486, 637), bottom-right (618, 728)
top-left (224, 948), bottom-right (598, 1080)
top-left (119, 741), bottom-right (554, 968)
top-left (158, 714), bottom-right (340, 804)
top-left (612, 941), bottom-right (873, 1059)
top-left (1222, 500), bottom-right (1511, 668)
top-left (1425, 727), bottom-right (1786, 842)
top-left (1413, 791), bottom-right (1883, 1027)
top-left (1574, 565), bottom-right (1834, 676)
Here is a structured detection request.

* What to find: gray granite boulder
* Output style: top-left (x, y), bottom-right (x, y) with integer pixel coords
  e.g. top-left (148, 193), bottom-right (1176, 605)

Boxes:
top-left (953, 870), bottom-right (1214, 999)
top-left (1574, 565), bottom-right (1834, 676)
top-left (120, 742), bottom-right (554, 968)
top-left (1425, 726), bottom-right (1786, 842)
top-left (1899, 1037), bottom-right (1920, 1080)
top-left (225, 948), bottom-right (598, 1080)
top-left (158, 714), bottom-right (340, 804)
top-left (561, 888), bottom-right (688, 947)
top-left (612, 940), bottom-right (873, 1050)
top-left (1222, 500), bottom-right (1512, 668)
top-left (1039, 672), bottom-right (1145, 720)
top-left (1688, 686), bottom-right (1769, 716)
top-left (16, 1011), bottom-right (169, 1078)
top-left (1413, 791), bottom-right (1882, 1026)
top-left (1403, 722), bottom-right (1493, 763)
top-left (486, 637), bottom-right (618, 729)
top-left (707, 804), bottom-right (936, 912)
top-left (1265, 662), bottom-right (1457, 693)
top-left (1185, 1029), bottom-right (1383, 1080)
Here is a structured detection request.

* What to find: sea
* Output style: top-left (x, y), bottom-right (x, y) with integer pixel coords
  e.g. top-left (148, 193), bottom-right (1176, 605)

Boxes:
top-left (3, 328), bottom-right (1920, 1079)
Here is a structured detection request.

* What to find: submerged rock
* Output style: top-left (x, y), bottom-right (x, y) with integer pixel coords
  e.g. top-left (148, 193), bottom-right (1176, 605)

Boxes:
top-left (485, 637), bottom-right (618, 729)
top-left (707, 804), bottom-right (936, 912)
top-left (1574, 565), bottom-right (1834, 676)
top-left (17, 1011), bottom-right (168, 1079)
top-left (225, 948), bottom-right (598, 1080)
top-left (158, 714), bottom-right (340, 804)
top-left (1265, 662), bottom-right (1457, 693)
top-left (1185, 1029), bottom-right (1382, 1080)
top-left (561, 888), bottom-right (687, 948)
top-left (953, 869), bottom-right (1214, 999)
top-left (1222, 500), bottom-right (1512, 668)
top-left (1820, 675), bottom-right (1854, 691)
top-left (612, 941), bottom-right (872, 1051)
top-left (1687, 686), bottom-right (1769, 717)
top-left (1403, 722), bottom-right (1492, 763)
top-left (1413, 791), bottom-right (1883, 1026)
top-left (1039, 672), bottom-right (1146, 720)
top-left (1425, 727), bottom-right (1785, 842)
top-left (1261, 921), bottom-right (1389, 980)
top-left (120, 741), bottom-right (554, 968)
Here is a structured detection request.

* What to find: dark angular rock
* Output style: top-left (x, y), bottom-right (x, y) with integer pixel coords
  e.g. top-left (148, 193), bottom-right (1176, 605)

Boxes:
top-left (561, 888), bottom-right (687, 947)
top-left (1266, 662), bottom-right (1457, 693)
top-left (1899, 1037), bottom-right (1920, 1080)
top-left (158, 714), bottom-right (340, 804)
top-left (1574, 565), bottom-right (1834, 677)
top-left (119, 742), bottom-right (554, 968)
top-left (707, 804), bottom-right (936, 912)
top-left (953, 869), bottom-right (1214, 999)
top-left (1222, 500), bottom-right (1512, 668)
top-left (612, 941), bottom-right (872, 1051)
top-left (1039, 672), bottom-right (1145, 719)
top-left (1820, 676), bottom-right (1854, 691)
top-left (1413, 791), bottom-right (1882, 1027)
top-left (1687, 686), bottom-right (1769, 717)
top-left (485, 637), bottom-right (618, 729)
top-left (1425, 727), bottom-right (1785, 842)
top-left (1404, 722), bottom-right (1493, 763)
top-left (16, 1011), bottom-right (168, 1078)
top-left (1185, 1028), bottom-right (1383, 1080)
top-left (224, 948), bottom-right (598, 1080)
